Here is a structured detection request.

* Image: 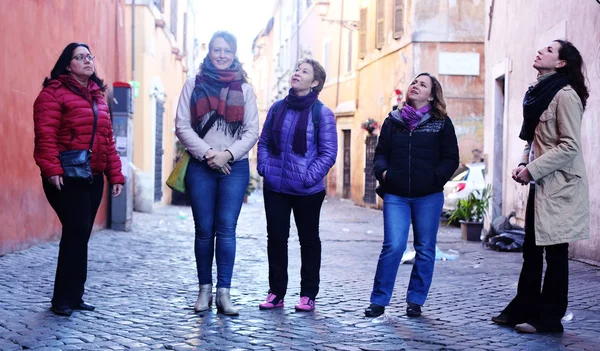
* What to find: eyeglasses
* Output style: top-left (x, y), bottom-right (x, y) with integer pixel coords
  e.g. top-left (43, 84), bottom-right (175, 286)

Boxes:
top-left (71, 54), bottom-right (95, 62)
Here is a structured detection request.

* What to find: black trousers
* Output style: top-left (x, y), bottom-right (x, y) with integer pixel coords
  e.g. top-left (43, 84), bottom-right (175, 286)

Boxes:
top-left (43, 174), bottom-right (104, 308)
top-left (502, 184), bottom-right (569, 331)
top-left (263, 188), bottom-right (326, 300)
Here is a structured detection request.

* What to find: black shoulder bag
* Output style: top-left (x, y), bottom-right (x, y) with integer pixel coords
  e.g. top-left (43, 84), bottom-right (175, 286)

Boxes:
top-left (58, 100), bottom-right (98, 183)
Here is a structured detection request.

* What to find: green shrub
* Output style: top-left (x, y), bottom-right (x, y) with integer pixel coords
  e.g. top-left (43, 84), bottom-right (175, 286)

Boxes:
top-left (448, 184), bottom-right (492, 224)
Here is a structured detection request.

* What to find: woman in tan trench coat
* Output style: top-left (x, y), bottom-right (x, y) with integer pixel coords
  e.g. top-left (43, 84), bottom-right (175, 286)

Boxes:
top-left (492, 40), bottom-right (590, 334)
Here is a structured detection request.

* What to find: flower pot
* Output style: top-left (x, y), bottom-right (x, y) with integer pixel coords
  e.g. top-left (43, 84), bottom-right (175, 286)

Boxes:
top-left (460, 221), bottom-right (483, 241)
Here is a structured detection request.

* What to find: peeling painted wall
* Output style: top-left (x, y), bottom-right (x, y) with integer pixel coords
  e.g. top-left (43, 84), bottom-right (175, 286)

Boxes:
top-left (0, 0), bottom-right (127, 254)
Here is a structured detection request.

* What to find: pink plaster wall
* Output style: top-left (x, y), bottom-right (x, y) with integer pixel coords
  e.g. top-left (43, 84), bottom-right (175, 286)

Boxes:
top-left (0, 0), bottom-right (127, 254)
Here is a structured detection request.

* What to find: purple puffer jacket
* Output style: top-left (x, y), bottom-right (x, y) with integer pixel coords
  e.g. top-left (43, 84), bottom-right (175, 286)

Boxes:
top-left (257, 102), bottom-right (338, 195)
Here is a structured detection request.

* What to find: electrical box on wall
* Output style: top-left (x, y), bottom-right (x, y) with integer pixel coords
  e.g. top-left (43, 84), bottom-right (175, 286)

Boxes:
top-left (110, 82), bottom-right (134, 231)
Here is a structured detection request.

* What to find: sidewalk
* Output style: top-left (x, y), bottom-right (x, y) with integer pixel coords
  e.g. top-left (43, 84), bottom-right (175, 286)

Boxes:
top-left (0, 193), bottom-right (598, 350)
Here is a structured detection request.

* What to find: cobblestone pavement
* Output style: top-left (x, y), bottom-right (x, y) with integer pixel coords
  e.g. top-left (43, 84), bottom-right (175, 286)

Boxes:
top-left (1, 192), bottom-right (599, 351)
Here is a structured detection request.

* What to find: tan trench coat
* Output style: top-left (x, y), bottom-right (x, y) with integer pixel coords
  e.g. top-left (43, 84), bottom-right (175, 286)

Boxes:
top-left (520, 84), bottom-right (590, 246)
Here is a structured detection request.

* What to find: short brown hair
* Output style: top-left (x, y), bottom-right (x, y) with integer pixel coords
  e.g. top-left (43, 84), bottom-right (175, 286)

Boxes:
top-left (297, 58), bottom-right (326, 93)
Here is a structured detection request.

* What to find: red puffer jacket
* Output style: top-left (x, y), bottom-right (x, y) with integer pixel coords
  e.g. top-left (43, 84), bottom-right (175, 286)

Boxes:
top-left (33, 75), bottom-right (125, 184)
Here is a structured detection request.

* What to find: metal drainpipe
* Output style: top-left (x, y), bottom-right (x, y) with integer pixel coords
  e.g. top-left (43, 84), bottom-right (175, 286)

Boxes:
top-left (131, 0), bottom-right (135, 81)
top-left (296, 0), bottom-right (300, 62)
top-left (335, 0), bottom-right (345, 108)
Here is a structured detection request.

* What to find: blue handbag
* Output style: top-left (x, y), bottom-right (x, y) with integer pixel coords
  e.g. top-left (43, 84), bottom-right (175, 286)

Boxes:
top-left (58, 101), bottom-right (98, 183)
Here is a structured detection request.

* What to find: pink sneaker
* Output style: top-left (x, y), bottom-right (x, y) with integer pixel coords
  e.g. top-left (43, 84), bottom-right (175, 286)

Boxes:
top-left (259, 293), bottom-right (284, 310)
top-left (294, 296), bottom-right (315, 312)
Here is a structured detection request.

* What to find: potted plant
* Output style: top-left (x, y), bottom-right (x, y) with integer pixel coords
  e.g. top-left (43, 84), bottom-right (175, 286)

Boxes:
top-left (448, 185), bottom-right (492, 241)
top-left (361, 118), bottom-right (379, 135)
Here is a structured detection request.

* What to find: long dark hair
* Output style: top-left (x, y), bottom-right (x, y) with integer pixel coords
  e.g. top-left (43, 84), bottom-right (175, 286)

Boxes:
top-left (43, 42), bottom-right (106, 90)
top-left (404, 72), bottom-right (447, 119)
top-left (554, 40), bottom-right (589, 109)
top-left (200, 31), bottom-right (249, 83)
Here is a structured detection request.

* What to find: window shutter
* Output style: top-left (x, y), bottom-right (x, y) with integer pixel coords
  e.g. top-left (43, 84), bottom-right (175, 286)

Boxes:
top-left (170, 0), bottom-right (178, 39)
top-left (359, 8), bottom-right (367, 59)
top-left (183, 12), bottom-right (188, 54)
top-left (393, 0), bottom-right (404, 39)
top-left (376, 0), bottom-right (384, 49)
top-left (347, 31), bottom-right (353, 72)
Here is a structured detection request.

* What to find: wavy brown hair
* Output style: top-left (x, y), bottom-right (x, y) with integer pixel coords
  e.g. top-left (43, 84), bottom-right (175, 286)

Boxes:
top-left (554, 40), bottom-right (589, 109)
top-left (403, 72), bottom-right (447, 119)
top-left (201, 31), bottom-right (249, 83)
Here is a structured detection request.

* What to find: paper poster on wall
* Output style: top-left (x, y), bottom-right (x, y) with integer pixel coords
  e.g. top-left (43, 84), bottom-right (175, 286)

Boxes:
top-left (438, 52), bottom-right (480, 76)
top-left (116, 137), bottom-right (127, 152)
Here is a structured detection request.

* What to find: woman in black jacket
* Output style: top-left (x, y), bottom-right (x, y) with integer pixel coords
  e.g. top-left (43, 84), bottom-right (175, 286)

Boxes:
top-left (364, 73), bottom-right (459, 318)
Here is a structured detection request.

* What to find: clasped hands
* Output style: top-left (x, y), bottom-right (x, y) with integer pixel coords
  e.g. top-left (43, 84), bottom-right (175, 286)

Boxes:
top-left (205, 149), bottom-right (232, 175)
top-left (512, 165), bottom-right (532, 185)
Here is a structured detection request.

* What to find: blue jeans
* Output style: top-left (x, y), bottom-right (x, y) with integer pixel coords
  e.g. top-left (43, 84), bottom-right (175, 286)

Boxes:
top-left (370, 191), bottom-right (444, 306)
top-left (185, 158), bottom-right (249, 288)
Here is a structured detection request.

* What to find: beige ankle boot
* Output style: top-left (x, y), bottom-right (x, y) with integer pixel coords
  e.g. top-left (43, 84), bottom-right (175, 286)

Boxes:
top-left (194, 284), bottom-right (212, 312)
top-left (215, 288), bottom-right (239, 316)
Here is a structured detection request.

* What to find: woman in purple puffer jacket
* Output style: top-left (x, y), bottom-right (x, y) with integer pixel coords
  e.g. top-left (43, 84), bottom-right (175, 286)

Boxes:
top-left (257, 58), bottom-right (337, 312)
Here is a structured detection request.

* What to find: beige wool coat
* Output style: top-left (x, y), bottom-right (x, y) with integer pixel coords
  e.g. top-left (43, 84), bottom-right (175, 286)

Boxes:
top-left (520, 80), bottom-right (590, 246)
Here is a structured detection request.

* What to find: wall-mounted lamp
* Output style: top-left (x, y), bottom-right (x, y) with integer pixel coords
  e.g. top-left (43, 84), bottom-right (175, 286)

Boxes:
top-left (316, 0), bottom-right (359, 31)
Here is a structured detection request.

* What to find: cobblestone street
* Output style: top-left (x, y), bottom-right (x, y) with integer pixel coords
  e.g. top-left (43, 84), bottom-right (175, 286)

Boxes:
top-left (1, 193), bottom-right (599, 351)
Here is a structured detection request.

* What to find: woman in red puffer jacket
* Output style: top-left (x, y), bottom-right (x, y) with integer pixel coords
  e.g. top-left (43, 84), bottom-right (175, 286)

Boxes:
top-left (33, 42), bottom-right (124, 317)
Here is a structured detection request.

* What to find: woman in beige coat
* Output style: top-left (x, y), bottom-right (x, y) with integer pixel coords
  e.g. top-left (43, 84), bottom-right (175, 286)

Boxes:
top-left (492, 40), bottom-right (590, 334)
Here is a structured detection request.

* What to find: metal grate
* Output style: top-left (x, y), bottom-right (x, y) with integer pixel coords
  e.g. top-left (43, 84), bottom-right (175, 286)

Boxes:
top-left (154, 101), bottom-right (165, 202)
top-left (363, 135), bottom-right (378, 204)
top-left (343, 130), bottom-right (351, 199)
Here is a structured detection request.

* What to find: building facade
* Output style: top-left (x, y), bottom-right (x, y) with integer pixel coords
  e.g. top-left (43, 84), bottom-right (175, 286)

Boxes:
top-left (252, 0), bottom-right (486, 207)
top-left (484, 0), bottom-right (600, 262)
top-left (124, 0), bottom-right (191, 205)
top-left (252, 0), bottom-right (360, 196)
top-left (354, 0), bottom-right (485, 207)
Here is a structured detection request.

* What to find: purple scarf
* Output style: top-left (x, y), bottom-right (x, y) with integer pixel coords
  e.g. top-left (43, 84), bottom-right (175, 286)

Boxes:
top-left (401, 103), bottom-right (431, 131)
top-left (271, 89), bottom-right (319, 156)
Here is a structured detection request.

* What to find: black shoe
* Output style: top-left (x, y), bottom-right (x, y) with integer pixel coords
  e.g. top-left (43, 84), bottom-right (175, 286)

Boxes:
top-left (406, 302), bottom-right (421, 317)
top-left (73, 302), bottom-right (95, 311)
top-left (50, 305), bottom-right (73, 316)
top-left (364, 303), bottom-right (385, 317)
top-left (492, 312), bottom-right (519, 326)
top-left (519, 318), bottom-right (564, 333)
